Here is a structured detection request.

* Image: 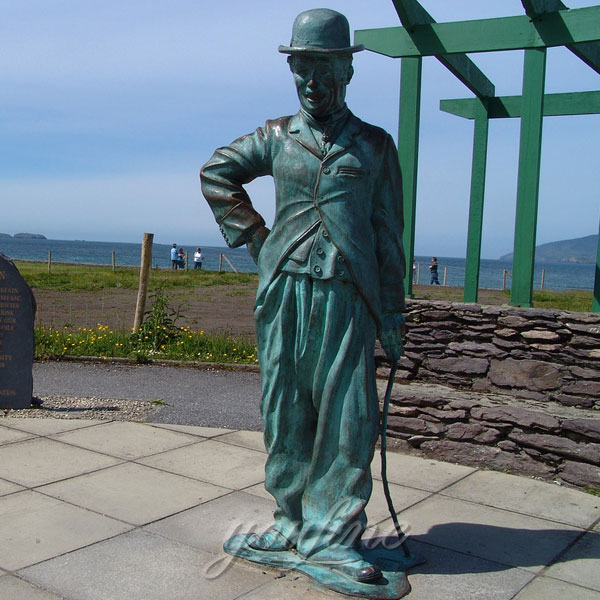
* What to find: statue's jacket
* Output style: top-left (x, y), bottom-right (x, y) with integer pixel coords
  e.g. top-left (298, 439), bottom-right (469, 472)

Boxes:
top-left (201, 111), bottom-right (405, 334)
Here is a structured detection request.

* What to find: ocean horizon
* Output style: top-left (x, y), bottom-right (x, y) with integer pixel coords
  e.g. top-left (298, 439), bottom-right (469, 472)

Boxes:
top-left (0, 237), bottom-right (596, 292)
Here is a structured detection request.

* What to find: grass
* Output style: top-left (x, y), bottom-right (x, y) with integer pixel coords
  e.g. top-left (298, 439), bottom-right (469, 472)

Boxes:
top-left (412, 285), bottom-right (594, 312)
top-left (35, 323), bottom-right (259, 365)
top-left (15, 261), bottom-right (258, 292)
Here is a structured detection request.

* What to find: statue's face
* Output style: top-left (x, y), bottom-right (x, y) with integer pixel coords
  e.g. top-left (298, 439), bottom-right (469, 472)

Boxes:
top-left (289, 55), bottom-right (353, 118)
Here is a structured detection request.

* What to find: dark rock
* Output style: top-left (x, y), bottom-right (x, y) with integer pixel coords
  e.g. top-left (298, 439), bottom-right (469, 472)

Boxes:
top-left (447, 341), bottom-right (507, 359)
top-left (506, 389), bottom-right (548, 402)
top-left (445, 423), bottom-right (501, 443)
top-left (562, 381), bottom-right (600, 397)
top-left (391, 391), bottom-right (446, 408)
top-left (387, 416), bottom-right (446, 436)
top-left (492, 338), bottom-right (529, 351)
top-left (471, 406), bottom-right (559, 431)
top-left (520, 329), bottom-right (562, 343)
top-left (497, 440), bottom-right (520, 452)
top-left (508, 431), bottom-right (600, 464)
top-left (566, 323), bottom-right (600, 336)
top-left (561, 419), bottom-right (600, 442)
top-left (551, 394), bottom-right (594, 408)
top-left (494, 328), bottom-right (519, 339)
top-left (452, 304), bottom-right (482, 313)
top-left (424, 357), bottom-right (489, 376)
top-left (569, 366), bottom-right (600, 380)
top-left (448, 398), bottom-right (480, 410)
top-left (471, 379), bottom-right (492, 392)
top-left (0, 255), bottom-right (36, 409)
top-left (419, 407), bottom-right (467, 421)
top-left (569, 335), bottom-right (600, 348)
top-left (488, 358), bottom-right (562, 391)
top-left (407, 435), bottom-right (439, 447)
top-left (421, 310), bottom-right (452, 320)
top-left (419, 440), bottom-right (555, 478)
top-left (431, 330), bottom-right (461, 342)
top-left (559, 313), bottom-right (600, 325)
top-left (498, 315), bottom-right (532, 329)
top-left (388, 406), bottom-right (420, 417)
top-left (559, 461), bottom-right (600, 488)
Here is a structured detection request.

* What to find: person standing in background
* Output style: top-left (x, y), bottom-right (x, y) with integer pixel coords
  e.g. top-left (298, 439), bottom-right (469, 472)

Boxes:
top-left (193, 247), bottom-right (204, 269)
top-left (170, 244), bottom-right (179, 270)
top-left (429, 256), bottom-right (440, 285)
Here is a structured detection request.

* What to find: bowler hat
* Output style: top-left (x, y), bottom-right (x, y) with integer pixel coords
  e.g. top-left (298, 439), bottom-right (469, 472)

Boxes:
top-left (278, 8), bottom-right (364, 55)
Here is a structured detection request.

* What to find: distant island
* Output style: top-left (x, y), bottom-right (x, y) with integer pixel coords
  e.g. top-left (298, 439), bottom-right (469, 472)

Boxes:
top-left (500, 234), bottom-right (597, 264)
top-left (13, 233), bottom-right (47, 239)
top-left (0, 233), bottom-right (12, 239)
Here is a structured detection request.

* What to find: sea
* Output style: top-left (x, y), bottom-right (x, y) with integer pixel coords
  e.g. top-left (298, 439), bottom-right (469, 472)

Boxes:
top-left (0, 237), bottom-right (596, 292)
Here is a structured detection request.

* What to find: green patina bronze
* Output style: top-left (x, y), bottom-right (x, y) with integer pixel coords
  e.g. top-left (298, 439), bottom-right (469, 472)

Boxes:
top-left (201, 8), bottom-right (412, 597)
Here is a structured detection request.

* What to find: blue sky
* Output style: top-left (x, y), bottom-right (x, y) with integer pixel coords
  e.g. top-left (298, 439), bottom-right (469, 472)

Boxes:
top-left (1, 0), bottom-right (598, 258)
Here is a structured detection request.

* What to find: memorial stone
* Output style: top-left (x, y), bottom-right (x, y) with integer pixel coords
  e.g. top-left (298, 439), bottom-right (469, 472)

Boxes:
top-left (0, 254), bottom-right (36, 409)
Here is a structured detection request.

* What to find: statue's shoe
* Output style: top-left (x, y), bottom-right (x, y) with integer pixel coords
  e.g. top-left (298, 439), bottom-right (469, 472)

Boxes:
top-left (246, 530), bottom-right (296, 552)
top-left (302, 546), bottom-right (383, 583)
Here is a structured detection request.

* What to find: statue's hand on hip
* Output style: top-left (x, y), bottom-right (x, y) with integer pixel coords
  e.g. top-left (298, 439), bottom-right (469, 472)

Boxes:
top-left (247, 226), bottom-right (271, 265)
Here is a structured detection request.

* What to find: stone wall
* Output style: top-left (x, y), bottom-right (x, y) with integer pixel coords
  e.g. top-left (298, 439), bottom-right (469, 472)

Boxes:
top-left (375, 300), bottom-right (600, 490)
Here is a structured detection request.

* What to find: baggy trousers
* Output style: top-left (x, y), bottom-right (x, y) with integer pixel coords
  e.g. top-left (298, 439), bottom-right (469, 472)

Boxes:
top-left (255, 271), bottom-right (380, 557)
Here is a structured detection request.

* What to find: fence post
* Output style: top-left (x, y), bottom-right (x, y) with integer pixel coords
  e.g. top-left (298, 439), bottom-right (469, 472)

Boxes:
top-left (416, 263), bottom-right (420, 285)
top-left (47, 251), bottom-right (52, 274)
top-left (218, 253), bottom-right (223, 272)
top-left (443, 266), bottom-right (448, 286)
top-left (540, 268), bottom-right (545, 290)
top-left (221, 254), bottom-right (238, 273)
top-left (112, 251), bottom-right (116, 272)
top-left (185, 252), bottom-right (189, 271)
top-left (133, 232), bottom-right (154, 333)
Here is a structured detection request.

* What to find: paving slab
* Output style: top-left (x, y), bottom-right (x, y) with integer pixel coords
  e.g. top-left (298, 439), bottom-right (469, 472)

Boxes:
top-left (37, 462), bottom-right (230, 525)
top-left (442, 470), bottom-right (600, 528)
top-left (366, 481), bottom-right (431, 527)
top-left (385, 540), bottom-right (535, 600)
top-left (0, 574), bottom-right (65, 600)
top-left (0, 477), bottom-right (25, 497)
top-left (378, 495), bottom-right (581, 573)
top-left (0, 437), bottom-right (121, 487)
top-left (370, 451), bottom-right (475, 492)
top-left (236, 575), bottom-right (335, 599)
top-left (544, 531), bottom-right (600, 591)
top-left (145, 490), bottom-right (275, 556)
top-left (20, 529), bottom-right (270, 600)
top-left (0, 425), bottom-right (34, 445)
top-left (0, 490), bottom-right (132, 571)
top-left (150, 423), bottom-right (234, 438)
top-left (0, 416), bottom-right (105, 435)
top-left (217, 430), bottom-right (266, 453)
top-left (51, 420), bottom-right (200, 459)
top-left (138, 439), bottom-right (267, 489)
top-left (513, 576), bottom-right (600, 599)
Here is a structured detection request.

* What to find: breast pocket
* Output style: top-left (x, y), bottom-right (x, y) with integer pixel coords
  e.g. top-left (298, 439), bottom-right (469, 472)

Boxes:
top-left (336, 166), bottom-right (365, 178)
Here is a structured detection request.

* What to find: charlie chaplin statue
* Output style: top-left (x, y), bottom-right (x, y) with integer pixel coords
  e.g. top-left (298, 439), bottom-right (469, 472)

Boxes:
top-left (201, 8), bottom-right (405, 585)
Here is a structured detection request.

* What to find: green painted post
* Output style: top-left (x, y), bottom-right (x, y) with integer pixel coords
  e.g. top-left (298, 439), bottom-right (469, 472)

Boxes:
top-left (398, 57), bottom-right (422, 298)
top-left (593, 221), bottom-right (600, 313)
top-left (464, 99), bottom-right (489, 303)
top-left (509, 48), bottom-right (547, 308)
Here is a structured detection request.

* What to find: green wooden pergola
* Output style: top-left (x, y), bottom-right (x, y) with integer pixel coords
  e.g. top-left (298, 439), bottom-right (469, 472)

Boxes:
top-left (355, 0), bottom-right (600, 312)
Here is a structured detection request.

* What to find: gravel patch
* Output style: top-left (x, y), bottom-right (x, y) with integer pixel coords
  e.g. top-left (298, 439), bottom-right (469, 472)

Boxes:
top-left (1, 396), bottom-right (159, 422)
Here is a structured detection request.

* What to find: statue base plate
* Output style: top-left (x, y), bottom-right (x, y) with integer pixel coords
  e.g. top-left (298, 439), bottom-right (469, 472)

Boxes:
top-left (224, 534), bottom-right (423, 599)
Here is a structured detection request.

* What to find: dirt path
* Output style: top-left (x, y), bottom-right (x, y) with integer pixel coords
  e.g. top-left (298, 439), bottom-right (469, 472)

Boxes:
top-left (33, 284), bottom-right (258, 338)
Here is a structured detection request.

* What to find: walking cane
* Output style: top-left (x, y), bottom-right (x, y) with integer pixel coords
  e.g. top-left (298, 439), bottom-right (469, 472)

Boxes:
top-left (380, 363), bottom-right (411, 557)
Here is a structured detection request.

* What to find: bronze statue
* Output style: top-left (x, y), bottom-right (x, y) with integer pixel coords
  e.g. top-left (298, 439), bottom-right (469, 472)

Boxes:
top-left (201, 8), bottom-right (407, 593)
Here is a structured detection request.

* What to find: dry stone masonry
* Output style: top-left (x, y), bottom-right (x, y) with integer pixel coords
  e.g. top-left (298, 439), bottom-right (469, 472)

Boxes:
top-left (376, 300), bottom-right (600, 490)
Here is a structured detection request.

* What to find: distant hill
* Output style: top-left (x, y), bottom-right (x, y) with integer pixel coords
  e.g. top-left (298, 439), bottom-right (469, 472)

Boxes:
top-left (0, 233), bottom-right (12, 239)
top-left (13, 233), bottom-right (47, 239)
top-left (500, 234), bottom-right (597, 263)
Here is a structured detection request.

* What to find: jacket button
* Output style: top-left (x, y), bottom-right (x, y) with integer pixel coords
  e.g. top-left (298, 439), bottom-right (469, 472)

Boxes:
top-left (322, 230), bottom-right (329, 239)
top-left (337, 255), bottom-right (344, 263)
top-left (317, 248), bottom-right (324, 256)
top-left (313, 265), bottom-right (322, 275)
top-left (322, 166), bottom-right (331, 174)
top-left (337, 270), bottom-right (345, 277)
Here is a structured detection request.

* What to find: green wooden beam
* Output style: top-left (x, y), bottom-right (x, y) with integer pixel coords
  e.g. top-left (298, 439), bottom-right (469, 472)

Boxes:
top-left (390, 0), bottom-right (495, 98)
top-left (399, 57), bottom-right (422, 299)
top-left (522, 0), bottom-right (600, 75)
top-left (464, 100), bottom-right (489, 304)
top-left (440, 90), bottom-right (600, 120)
top-left (510, 48), bottom-right (547, 308)
top-left (354, 5), bottom-right (600, 57)
top-left (594, 220), bottom-right (600, 313)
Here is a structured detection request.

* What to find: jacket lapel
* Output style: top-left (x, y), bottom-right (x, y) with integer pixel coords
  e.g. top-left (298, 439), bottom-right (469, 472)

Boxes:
top-left (288, 113), bottom-right (322, 159)
top-left (325, 112), bottom-right (361, 160)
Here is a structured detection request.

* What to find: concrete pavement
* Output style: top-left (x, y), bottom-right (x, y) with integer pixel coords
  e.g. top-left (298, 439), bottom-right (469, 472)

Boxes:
top-left (0, 417), bottom-right (598, 599)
